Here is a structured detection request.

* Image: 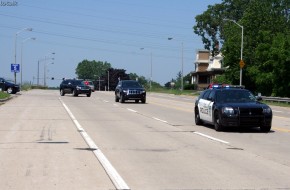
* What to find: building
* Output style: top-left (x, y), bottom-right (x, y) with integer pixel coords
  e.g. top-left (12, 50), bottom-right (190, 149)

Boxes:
top-left (191, 50), bottom-right (225, 90)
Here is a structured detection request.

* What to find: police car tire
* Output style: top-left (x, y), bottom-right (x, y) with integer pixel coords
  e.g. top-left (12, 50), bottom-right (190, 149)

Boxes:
top-left (214, 111), bottom-right (223, 131)
top-left (195, 109), bottom-right (202, 125)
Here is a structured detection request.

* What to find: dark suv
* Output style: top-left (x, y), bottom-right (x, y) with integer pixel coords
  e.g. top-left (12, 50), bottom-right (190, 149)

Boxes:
top-left (0, 77), bottom-right (20, 94)
top-left (60, 79), bottom-right (91, 97)
top-left (115, 80), bottom-right (146, 103)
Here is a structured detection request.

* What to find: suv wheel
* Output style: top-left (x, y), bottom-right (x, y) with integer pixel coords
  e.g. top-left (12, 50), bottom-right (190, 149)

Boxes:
top-left (260, 125), bottom-right (271, 133)
top-left (7, 87), bottom-right (13, 94)
top-left (115, 95), bottom-right (119, 102)
top-left (141, 98), bottom-right (146, 104)
top-left (60, 89), bottom-right (65, 96)
top-left (120, 94), bottom-right (125, 103)
top-left (87, 93), bottom-right (91, 97)
top-left (72, 89), bottom-right (78, 97)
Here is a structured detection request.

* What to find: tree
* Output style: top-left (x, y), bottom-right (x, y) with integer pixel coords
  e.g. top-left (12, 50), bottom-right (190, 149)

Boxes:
top-left (104, 68), bottom-right (129, 91)
top-left (75, 59), bottom-right (111, 80)
top-left (194, 0), bottom-right (290, 96)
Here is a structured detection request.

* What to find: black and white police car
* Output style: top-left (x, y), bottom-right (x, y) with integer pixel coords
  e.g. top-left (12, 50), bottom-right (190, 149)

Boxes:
top-left (194, 85), bottom-right (272, 132)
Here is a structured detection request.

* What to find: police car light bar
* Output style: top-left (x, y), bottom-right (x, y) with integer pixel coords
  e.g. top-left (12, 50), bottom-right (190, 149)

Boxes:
top-left (211, 84), bottom-right (245, 89)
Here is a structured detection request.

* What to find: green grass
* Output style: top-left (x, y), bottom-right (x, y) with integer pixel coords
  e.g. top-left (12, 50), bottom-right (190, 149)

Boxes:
top-left (150, 88), bottom-right (199, 96)
top-left (0, 91), bottom-right (10, 99)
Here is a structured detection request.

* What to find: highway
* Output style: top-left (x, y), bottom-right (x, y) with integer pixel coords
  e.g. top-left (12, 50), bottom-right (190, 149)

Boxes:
top-left (0, 89), bottom-right (290, 190)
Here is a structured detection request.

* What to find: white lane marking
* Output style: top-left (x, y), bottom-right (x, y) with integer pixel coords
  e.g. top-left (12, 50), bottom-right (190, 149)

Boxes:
top-left (152, 117), bottom-right (168, 123)
top-left (193, 132), bottom-right (230, 144)
top-left (113, 104), bottom-right (119, 107)
top-left (272, 110), bottom-right (282, 113)
top-left (103, 100), bottom-right (109, 103)
top-left (127, 108), bottom-right (137, 113)
top-left (60, 98), bottom-right (130, 190)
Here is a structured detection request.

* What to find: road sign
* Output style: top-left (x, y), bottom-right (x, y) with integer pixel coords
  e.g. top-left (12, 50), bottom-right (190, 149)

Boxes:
top-left (239, 60), bottom-right (245, 68)
top-left (11, 64), bottom-right (20, 73)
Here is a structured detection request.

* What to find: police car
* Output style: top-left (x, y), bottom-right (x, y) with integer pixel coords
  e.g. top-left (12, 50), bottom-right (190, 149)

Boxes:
top-left (194, 85), bottom-right (272, 132)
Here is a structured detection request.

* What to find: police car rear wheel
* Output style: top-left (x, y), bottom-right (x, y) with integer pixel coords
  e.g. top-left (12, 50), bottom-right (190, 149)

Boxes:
top-left (214, 111), bottom-right (223, 131)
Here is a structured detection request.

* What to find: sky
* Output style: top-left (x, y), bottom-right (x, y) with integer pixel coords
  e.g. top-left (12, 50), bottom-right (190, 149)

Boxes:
top-left (0, 0), bottom-right (221, 87)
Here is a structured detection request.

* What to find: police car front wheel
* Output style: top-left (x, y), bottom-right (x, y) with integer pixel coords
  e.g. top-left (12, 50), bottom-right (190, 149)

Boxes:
top-left (195, 108), bottom-right (202, 125)
top-left (214, 111), bottom-right (223, 131)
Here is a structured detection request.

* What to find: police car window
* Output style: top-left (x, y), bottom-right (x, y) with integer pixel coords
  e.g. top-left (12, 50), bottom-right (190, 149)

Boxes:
top-left (208, 90), bottom-right (215, 101)
top-left (201, 90), bottom-right (211, 100)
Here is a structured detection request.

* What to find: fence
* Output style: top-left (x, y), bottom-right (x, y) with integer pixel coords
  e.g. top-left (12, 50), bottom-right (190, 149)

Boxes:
top-left (262, 96), bottom-right (290, 104)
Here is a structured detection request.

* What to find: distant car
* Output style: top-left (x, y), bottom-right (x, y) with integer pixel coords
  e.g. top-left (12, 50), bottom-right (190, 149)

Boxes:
top-left (60, 79), bottom-right (91, 97)
top-left (84, 80), bottom-right (95, 92)
top-left (0, 77), bottom-right (20, 94)
top-left (195, 85), bottom-right (272, 132)
top-left (115, 80), bottom-right (146, 103)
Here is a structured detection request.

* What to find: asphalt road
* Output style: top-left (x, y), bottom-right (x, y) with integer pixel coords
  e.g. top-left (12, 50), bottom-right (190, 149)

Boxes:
top-left (0, 89), bottom-right (290, 190)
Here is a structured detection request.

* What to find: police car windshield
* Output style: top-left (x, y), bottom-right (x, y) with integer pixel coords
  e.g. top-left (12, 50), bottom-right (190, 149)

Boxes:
top-left (216, 90), bottom-right (256, 103)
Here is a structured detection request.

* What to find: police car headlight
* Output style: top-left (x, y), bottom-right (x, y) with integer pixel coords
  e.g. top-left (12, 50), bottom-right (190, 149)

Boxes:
top-left (263, 107), bottom-right (272, 114)
top-left (222, 107), bottom-right (235, 115)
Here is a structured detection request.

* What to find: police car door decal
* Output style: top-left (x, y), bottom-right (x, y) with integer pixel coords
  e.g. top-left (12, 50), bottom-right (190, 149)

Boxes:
top-left (199, 99), bottom-right (210, 120)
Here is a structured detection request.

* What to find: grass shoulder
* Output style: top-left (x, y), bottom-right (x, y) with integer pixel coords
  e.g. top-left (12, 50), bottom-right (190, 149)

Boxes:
top-left (149, 88), bottom-right (199, 96)
top-left (0, 91), bottom-right (10, 100)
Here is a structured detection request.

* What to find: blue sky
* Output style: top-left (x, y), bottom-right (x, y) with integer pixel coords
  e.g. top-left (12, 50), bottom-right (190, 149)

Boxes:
top-left (0, 0), bottom-right (221, 87)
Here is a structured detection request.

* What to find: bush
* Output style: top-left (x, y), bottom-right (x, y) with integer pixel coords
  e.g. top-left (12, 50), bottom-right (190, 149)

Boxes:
top-left (184, 84), bottom-right (197, 90)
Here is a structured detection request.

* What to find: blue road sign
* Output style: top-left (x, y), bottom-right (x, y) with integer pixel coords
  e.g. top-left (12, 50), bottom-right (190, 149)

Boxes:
top-left (11, 64), bottom-right (20, 73)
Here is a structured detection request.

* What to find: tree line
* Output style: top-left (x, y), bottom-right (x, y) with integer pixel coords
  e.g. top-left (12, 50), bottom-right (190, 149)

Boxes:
top-left (75, 59), bottom-right (163, 91)
top-left (194, 0), bottom-right (290, 97)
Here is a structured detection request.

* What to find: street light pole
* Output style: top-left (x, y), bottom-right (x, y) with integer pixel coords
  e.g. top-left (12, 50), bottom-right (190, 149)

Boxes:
top-left (21, 37), bottom-right (36, 87)
top-left (168, 38), bottom-right (184, 90)
top-left (37, 52), bottom-right (55, 86)
top-left (14, 28), bottom-right (33, 84)
top-left (223, 19), bottom-right (244, 86)
top-left (140, 48), bottom-right (153, 91)
top-left (107, 70), bottom-right (110, 91)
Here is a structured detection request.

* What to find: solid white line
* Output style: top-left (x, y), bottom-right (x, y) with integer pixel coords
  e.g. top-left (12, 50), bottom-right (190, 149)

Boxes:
top-left (193, 132), bottom-right (230, 144)
top-left (59, 98), bottom-right (130, 190)
top-left (272, 110), bottom-right (282, 113)
top-left (127, 108), bottom-right (137, 113)
top-left (152, 117), bottom-right (168, 123)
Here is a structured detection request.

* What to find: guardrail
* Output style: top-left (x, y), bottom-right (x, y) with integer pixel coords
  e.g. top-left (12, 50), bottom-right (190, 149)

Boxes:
top-left (262, 96), bottom-right (290, 104)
